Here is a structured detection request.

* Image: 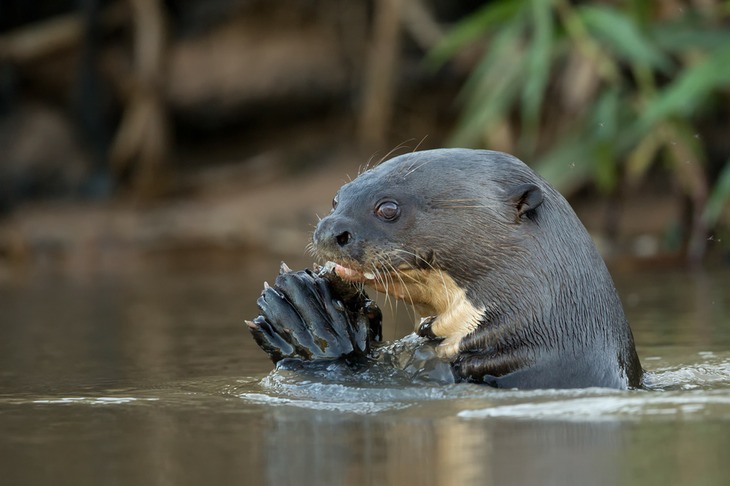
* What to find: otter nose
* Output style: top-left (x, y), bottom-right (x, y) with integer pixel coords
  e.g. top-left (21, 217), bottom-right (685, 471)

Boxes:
top-left (335, 230), bottom-right (352, 247)
top-left (313, 216), bottom-right (355, 251)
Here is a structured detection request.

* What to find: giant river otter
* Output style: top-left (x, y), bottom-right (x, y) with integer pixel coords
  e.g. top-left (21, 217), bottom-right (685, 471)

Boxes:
top-left (247, 149), bottom-right (643, 389)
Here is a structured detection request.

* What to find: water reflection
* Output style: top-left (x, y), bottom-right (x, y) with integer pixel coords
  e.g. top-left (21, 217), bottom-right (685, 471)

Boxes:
top-left (0, 260), bottom-right (729, 485)
top-left (258, 405), bottom-right (627, 486)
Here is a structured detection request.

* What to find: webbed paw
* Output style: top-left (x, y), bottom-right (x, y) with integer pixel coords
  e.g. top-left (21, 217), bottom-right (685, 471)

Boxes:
top-left (246, 263), bottom-right (382, 365)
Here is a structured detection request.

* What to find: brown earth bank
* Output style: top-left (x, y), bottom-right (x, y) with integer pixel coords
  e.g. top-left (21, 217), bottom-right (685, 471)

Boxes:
top-left (1, 147), bottom-right (728, 283)
top-left (2, 0), bottom-right (728, 280)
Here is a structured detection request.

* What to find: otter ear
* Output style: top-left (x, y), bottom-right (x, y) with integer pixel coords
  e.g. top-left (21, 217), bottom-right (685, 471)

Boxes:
top-left (509, 183), bottom-right (543, 219)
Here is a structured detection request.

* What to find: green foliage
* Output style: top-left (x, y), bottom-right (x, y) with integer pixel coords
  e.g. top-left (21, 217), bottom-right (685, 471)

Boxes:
top-left (636, 46), bottom-right (730, 132)
top-left (705, 160), bottom-right (730, 226)
top-left (436, 0), bottom-right (730, 233)
top-left (579, 5), bottom-right (671, 71)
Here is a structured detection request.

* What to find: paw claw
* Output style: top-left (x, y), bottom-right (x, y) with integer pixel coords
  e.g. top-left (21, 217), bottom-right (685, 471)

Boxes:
top-left (416, 316), bottom-right (438, 339)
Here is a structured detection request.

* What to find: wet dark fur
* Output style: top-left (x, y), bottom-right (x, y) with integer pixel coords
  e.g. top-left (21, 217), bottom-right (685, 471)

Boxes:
top-left (311, 148), bottom-right (643, 389)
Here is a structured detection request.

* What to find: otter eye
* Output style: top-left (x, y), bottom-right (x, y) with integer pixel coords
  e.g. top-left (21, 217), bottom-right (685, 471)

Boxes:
top-left (332, 194), bottom-right (339, 210)
top-left (376, 201), bottom-right (400, 221)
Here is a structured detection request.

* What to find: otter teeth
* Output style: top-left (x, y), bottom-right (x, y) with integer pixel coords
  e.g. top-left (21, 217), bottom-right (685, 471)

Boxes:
top-left (363, 271), bottom-right (376, 280)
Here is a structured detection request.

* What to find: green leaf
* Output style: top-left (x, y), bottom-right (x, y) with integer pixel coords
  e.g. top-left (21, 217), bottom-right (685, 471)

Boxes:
top-left (590, 90), bottom-right (624, 193)
top-left (577, 5), bottom-right (672, 71)
top-left (591, 87), bottom-right (620, 141)
top-left (625, 130), bottom-right (662, 185)
top-left (532, 134), bottom-right (597, 195)
top-left (628, 0), bottom-right (654, 28)
top-left (637, 46), bottom-right (730, 132)
top-left (652, 20), bottom-right (730, 53)
top-left (520, 0), bottom-right (554, 141)
top-left (593, 141), bottom-right (618, 193)
top-left (449, 19), bottom-right (530, 147)
top-left (457, 17), bottom-right (526, 106)
top-left (427, 0), bottom-right (528, 68)
top-left (704, 159), bottom-right (730, 226)
top-left (448, 65), bottom-right (524, 147)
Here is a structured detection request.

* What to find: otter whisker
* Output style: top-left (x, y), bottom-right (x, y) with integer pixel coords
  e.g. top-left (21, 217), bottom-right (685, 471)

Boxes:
top-left (404, 158), bottom-right (435, 177)
top-left (395, 247), bottom-right (449, 300)
top-left (384, 259), bottom-right (417, 314)
top-left (437, 205), bottom-right (492, 209)
top-left (361, 154), bottom-right (378, 175)
top-left (379, 260), bottom-right (396, 313)
top-left (380, 258), bottom-right (399, 312)
top-left (372, 260), bottom-right (395, 318)
top-left (413, 134), bottom-right (428, 153)
top-left (390, 248), bottom-right (453, 313)
top-left (380, 259), bottom-right (406, 340)
top-left (382, 259), bottom-right (417, 340)
top-left (391, 248), bottom-right (436, 273)
top-left (433, 198), bottom-right (481, 202)
top-left (437, 269), bottom-right (454, 311)
top-left (432, 195), bottom-right (503, 204)
top-left (376, 141), bottom-right (413, 168)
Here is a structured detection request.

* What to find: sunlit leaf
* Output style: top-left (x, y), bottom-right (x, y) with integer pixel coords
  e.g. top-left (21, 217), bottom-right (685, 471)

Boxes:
top-left (704, 159), bottom-right (730, 225)
top-left (652, 20), bottom-right (730, 52)
top-left (449, 69), bottom-right (523, 147)
top-left (591, 87), bottom-right (619, 141)
top-left (450, 21), bottom-right (529, 147)
top-left (435, 0), bottom-right (730, 235)
top-left (458, 18), bottom-right (526, 106)
top-left (628, 0), bottom-right (653, 27)
top-left (532, 133), bottom-right (597, 195)
top-left (577, 5), bottom-right (672, 71)
top-left (637, 46), bottom-right (730, 131)
top-left (594, 141), bottom-right (618, 193)
top-left (661, 121), bottom-right (707, 201)
top-left (520, 0), bottom-right (554, 140)
top-left (427, 0), bottom-right (528, 67)
top-left (625, 130), bottom-right (662, 185)
top-left (589, 89), bottom-right (630, 192)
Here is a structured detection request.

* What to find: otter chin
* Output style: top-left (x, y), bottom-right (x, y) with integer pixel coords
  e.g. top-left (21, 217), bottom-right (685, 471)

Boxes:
top-left (312, 148), bottom-right (643, 389)
top-left (330, 261), bottom-right (485, 359)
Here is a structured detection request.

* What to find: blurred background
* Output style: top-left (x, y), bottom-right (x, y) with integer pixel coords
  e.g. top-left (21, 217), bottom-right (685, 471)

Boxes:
top-left (2, 5), bottom-right (730, 484)
top-left (0, 0), bottom-right (729, 276)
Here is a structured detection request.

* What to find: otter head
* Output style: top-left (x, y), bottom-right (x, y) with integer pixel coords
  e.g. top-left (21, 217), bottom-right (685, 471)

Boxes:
top-left (312, 149), bottom-right (550, 358)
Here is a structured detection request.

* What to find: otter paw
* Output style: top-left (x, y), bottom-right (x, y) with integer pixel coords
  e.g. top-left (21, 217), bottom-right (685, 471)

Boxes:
top-left (247, 265), bottom-right (381, 365)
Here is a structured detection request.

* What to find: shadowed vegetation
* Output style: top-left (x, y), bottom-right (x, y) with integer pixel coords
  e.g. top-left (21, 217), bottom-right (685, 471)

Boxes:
top-left (431, 0), bottom-right (730, 261)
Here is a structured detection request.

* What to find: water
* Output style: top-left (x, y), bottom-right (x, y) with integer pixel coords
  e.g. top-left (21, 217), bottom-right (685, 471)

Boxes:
top-left (1, 257), bottom-right (729, 486)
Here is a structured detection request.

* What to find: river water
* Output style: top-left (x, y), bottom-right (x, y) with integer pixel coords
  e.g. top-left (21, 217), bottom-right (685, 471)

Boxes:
top-left (1, 256), bottom-right (729, 486)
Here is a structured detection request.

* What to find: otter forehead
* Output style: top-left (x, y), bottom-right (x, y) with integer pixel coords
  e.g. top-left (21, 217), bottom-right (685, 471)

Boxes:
top-left (337, 149), bottom-right (534, 207)
top-left (376, 149), bottom-right (535, 180)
